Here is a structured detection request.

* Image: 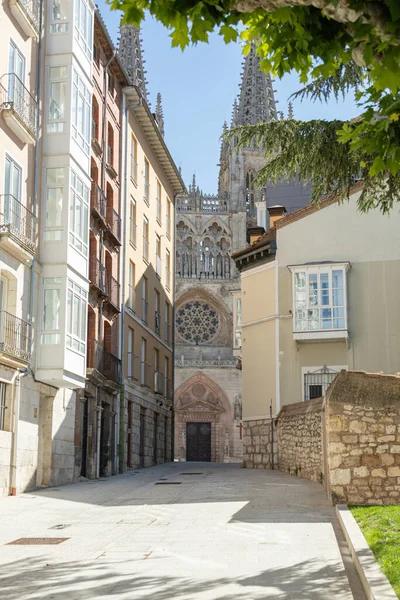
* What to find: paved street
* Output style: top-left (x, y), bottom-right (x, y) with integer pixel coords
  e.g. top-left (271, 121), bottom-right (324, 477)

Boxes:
top-left (0, 463), bottom-right (365, 600)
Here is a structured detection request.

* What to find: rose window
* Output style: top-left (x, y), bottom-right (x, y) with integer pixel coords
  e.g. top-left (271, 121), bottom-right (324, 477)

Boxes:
top-left (176, 301), bottom-right (220, 344)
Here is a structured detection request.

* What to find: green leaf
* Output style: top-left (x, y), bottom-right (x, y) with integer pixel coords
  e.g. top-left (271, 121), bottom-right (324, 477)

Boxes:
top-left (220, 24), bottom-right (238, 44)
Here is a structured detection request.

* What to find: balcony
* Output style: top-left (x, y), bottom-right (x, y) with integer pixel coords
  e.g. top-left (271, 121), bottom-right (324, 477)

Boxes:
top-left (0, 195), bottom-right (36, 261)
top-left (140, 361), bottom-right (151, 388)
top-left (154, 371), bottom-right (164, 395)
top-left (106, 145), bottom-right (117, 179)
top-left (91, 120), bottom-right (101, 156)
top-left (91, 183), bottom-right (107, 223)
top-left (142, 298), bottom-right (148, 325)
top-left (105, 206), bottom-right (121, 246)
top-left (127, 351), bottom-right (139, 381)
top-left (104, 348), bottom-right (121, 384)
top-left (105, 271), bottom-right (120, 312)
top-left (0, 311), bottom-right (30, 366)
top-left (89, 256), bottom-right (106, 296)
top-left (87, 339), bottom-right (121, 384)
top-left (8, 0), bottom-right (40, 37)
top-left (0, 74), bottom-right (37, 144)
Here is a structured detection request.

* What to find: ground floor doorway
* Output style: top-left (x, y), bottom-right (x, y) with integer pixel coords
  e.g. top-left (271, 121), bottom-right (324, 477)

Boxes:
top-left (186, 422), bottom-right (211, 462)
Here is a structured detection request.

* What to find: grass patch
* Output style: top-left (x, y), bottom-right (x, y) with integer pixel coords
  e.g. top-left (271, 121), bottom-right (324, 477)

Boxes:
top-left (350, 505), bottom-right (400, 598)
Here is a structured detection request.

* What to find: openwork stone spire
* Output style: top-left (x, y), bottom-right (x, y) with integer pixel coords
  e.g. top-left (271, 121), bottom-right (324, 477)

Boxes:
top-left (155, 92), bottom-right (165, 137)
top-left (118, 22), bottom-right (148, 99)
top-left (236, 43), bottom-right (277, 125)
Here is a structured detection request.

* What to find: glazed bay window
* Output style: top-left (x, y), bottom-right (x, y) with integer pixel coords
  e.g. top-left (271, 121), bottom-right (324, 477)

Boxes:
top-left (47, 67), bottom-right (67, 132)
top-left (69, 171), bottom-right (89, 256)
top-left (41, 278), bottom-right (62, 344)
top-left (290, 263), bottom-right (350, 341)
top-left (72, 70), bottom-right (91, 154)
top-left (67, 279), bottom-right (87, 354)
top-left (45, 168), bottom-right (64, 241)
top-left (74, 0), bottom-right (93, 58)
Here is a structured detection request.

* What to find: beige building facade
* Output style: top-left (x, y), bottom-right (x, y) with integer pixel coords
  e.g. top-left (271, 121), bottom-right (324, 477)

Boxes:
top-left (233, 187), bottom-right (400, 467)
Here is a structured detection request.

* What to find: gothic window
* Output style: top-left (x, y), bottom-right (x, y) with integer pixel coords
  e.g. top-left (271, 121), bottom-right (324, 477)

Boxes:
top-left (176, 301), bottom-right (220, 344)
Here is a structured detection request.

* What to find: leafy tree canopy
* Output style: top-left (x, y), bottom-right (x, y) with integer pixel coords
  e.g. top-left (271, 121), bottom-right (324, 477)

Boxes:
top-left (111, 0), bottom-right (400, 211)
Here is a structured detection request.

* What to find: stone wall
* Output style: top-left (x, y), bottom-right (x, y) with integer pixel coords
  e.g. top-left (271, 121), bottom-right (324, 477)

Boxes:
top-left (243, 418), bottom-right (275, 469)
top-left (277, 397), bottom-right (324, 483)
top-left (326, 371), bottom-right (400, 505)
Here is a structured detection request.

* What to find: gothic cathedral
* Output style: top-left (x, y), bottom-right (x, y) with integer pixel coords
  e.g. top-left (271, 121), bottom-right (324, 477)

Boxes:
top-left (174, 45), bottom-right (278, 462)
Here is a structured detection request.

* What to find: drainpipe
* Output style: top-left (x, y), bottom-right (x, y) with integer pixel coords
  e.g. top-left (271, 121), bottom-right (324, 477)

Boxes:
top-left (10, 369), bottom-right (30, 495)
top-left (171, 193), bottom-right (177, 461)
top-left (119, 94), bottom-right (143, 472)
top-left (28, 0), bottom-right (44, 354)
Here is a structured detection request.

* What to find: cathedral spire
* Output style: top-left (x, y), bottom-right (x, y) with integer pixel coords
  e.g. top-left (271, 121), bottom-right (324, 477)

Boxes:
top-left (288, 101), bottom-right (294, 120)
top-left (118, 22), bottom-right (148, 100)
top-left (155, 92), bottom-right (165, 137)
top-left (236, 42), bottom-right (277, 126)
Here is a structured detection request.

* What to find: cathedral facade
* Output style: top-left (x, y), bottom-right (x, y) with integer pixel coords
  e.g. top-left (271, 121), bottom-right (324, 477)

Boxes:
top-left (174, 45), bottom-right (278, 462)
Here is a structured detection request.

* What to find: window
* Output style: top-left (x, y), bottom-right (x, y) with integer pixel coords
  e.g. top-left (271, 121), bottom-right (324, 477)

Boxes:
top-left (9, 40), bottom-right (25, 87)
top-left (108, 73), bottom-right (114, 97)
top-left (166, 197), bottom-right (171, 239)
top-left (154, 348), bottom-right (160, 392)
top-left (92, 96), bottom-right (99, 141)
top-left (74, 0), bottom-right (93, 58)
top-left (155, 290), bottom-right (160, 335)
top-left (291, 264), bottom-right (349, 341)
top-left (142, 277), bottom-right (148, 324)
top-left (127, 327), bottom-right (134, 379)
top-left (143, 215), bottom-right (149, 262)
top-left (129, 197), bottom-right (137, 247)
top-left (165, 249), bottom-right (171, 290)
top-left (165, 302), bottom-right (170, 344)
top-left (144, 159), bottom-right (149, 205)
top-left (130, 135), bottom-right (138, 183)
top-left (156, 234), bottom-right (162, 279)
top-left (141, 337), bottom-right (147, 386)
top-left (48, 67), bottom-right (67, 133)
top-left (156, 181), bottom-right (162, 224)
top-left (50, 0), bottom-right (68, 32)
top-left (164, 356), bottom-right (169, 399)
top-left (45, 168), bottom-right (64, 241)
top-left (67, 279), bottom-right (87, 353)
top-left (70, 171), bottom-right (89, 256)
top-left (107, 123), bottom-right (114, 166)
top-left (128, 261), bottom-right (135, 311)
top-left (41, 277), bottom-right (62, 344)
top-left (4, 154), bottom-right (22, 202)
top-left (303, 366), bottom-right (344, 401)
top-left (72, 69), bottom-right (91, 154)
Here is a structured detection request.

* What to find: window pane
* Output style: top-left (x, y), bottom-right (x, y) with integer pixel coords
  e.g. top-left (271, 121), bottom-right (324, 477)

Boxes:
top-left (44, 289), bottom-right (60, 330)
top-left (49, 81), bottom-right (66, 120)
top-left (308, 274), bottom-right (318, 305)
top-left (307, 309), bottom-right (319, 330)
top-left (294, 272), bottom-right (306, 290)
top-left (52, 0), bottom-right (68, 20)
top-left (47, 188), bottom-right (63, 226)
top-left (47, 168), bottom-right (64, 185)
top-left (295, 291), bottom-right (306, 308)
top-left (333, 288), bottom-right (344, 306)
top-left (332, 270), bottom-right (343, 288)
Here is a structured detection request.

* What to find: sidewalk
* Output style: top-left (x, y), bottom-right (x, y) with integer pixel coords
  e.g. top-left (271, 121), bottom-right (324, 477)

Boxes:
top-left (0, 462), bottom-right (365, 599)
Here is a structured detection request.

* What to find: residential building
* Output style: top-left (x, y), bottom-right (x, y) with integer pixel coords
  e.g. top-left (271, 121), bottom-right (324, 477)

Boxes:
top-left (119, 24), bottom-right (184, 469)
top-left (232, 187), bottom-right (400, 467)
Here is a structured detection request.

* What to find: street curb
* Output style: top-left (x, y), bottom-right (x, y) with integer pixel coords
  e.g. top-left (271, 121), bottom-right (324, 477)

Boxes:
top-left (336, 504), bottom-right (397, 600)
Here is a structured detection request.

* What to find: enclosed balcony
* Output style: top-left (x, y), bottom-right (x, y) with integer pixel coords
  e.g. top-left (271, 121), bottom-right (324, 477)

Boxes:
top-left (0, 311), bottom-right (30, 367)
top-left (89, 256), bottom-right (106, 297)
top-left (8, 0), bottom-right (40, 37)
top-left (0, 195), bottom-right (36, 261)
top-left (0, 74), bottom-right (37, 144)
top-left (105, 271), bottom-right (120, 313)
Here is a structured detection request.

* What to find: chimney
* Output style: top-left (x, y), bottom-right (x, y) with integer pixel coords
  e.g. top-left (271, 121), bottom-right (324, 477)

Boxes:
top-left (268, 205), bottom-right (287, 228)
top-left (247, 225), bottom-right (265, 245)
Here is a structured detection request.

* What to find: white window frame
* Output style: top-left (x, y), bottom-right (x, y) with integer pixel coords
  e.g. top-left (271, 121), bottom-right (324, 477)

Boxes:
top-left (41, 277), bottom-right (62, 345)
top-left (69, 170), bottom-right (89, 256)
top-left (74, 0), bottom-right (93, 59)
top-left (50, 0), bottom-right (69, 33)
top-left (45, 167), bottom-right (64, 241)
top-left (301, 365), bottom-right (347, 402)
top-left (72, 69), bottom-right (91, 154)
top-left (67, 278), bottom-right (87, 354)
top-left (289, 262), bottom-right (350, 342)
top-left (47, 66), bottom-right (68, 133)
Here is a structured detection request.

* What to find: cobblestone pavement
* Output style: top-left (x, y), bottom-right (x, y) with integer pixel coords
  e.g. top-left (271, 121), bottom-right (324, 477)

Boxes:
top-left (0, 463), bottom-right (365, 599)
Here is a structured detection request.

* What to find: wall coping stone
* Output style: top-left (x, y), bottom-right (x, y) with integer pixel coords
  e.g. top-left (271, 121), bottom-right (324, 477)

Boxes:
top-left (277, 396), bottom-right (323, 419)
top-left (327, 371), bottom-right (400, 409)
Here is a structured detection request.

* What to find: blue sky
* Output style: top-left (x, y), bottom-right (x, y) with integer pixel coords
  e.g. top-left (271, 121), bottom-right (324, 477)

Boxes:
top-left (97, 1), bottom-right (360, 193)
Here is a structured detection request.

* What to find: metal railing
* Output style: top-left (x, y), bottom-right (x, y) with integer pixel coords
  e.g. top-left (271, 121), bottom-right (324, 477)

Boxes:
top-left (165, 322), bottom-right (171, 345)
top-left (0, 194), bottom-right (36, 254)
top-left (156, 255), bottom-right (162, 279)
top-left (129, 218), bottom-right (137, 247)
top-left (91, 183), bottom-right (107, 221)
top-left (127, 352), bottom-right (139, 380)
top-left (155, 311), bottom-right (161, 335)
top-left (141, 361), bottom-right (151, 388)
top-left (104, 348), bottom-right (121, 383)
top-left (154, 371), bottom-right (164, 395)
top-left (0, 311), bottom-right (30, 362)
top-left (144, 182), bottom-right (149, 205)
top-left (143, 236), bottom-right (149, 262)
top-left (0, 74), bottom-right (37, 137)
top-left (106, 206), bottom-right (121, 243)
top-left (89, 256), bottom-right (106, 294)
top-left (13, 0), bottom-right (41, 31)
top-left (142, 298), bottom-right (148, 324)
top-left (105, 271), bottom-right (120, 309)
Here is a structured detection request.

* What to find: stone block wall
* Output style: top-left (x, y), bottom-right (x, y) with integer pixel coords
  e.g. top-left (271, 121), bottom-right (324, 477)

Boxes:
top-left (243, 418), bottom-right (275, 469)
top-left (326, 371), bottom-right (400, 505)
top-left (277, 397), bottom-right (324, 483)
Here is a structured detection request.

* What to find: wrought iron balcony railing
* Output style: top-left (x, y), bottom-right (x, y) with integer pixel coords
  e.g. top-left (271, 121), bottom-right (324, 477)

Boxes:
top-left (104, 348), bottom-right (121, 384)
top-left (154, 371), bottom-right (164, 395)
top-left (9, 0), bottom-right (41, 32)
top-left (105, 271), bottom-right (120, 310)
top-left (127, 351), bottom-right (139, 380)
top-left (91, 183), bottom-right (107, 221)
top-left (0, 311), bottom-right (30, 363)
top-left (141, 361), bottom-right (151, 388)
top-left (0, 73), bottom-right (37, 138)
top-left (89, 256), bottom-right (106, 295)
top-left (106, 206), bottom-right (121, 244)
top-left (0, 194), bottom-right (36, 254)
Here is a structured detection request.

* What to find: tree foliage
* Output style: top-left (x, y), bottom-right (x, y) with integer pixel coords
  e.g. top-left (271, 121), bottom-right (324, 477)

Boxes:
top-left (110, 0), bottom-right (400, 210)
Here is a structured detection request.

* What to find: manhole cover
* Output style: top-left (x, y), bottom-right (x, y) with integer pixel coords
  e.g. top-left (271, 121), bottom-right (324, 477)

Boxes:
top-left (49, 524), bottom-right (70, 530)
top-left (181, 473), bottom-right (203, 475)
top-left (154, 482), bottom-right (182, 485)
top-left (7, 538), bottom-right (69, 545)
